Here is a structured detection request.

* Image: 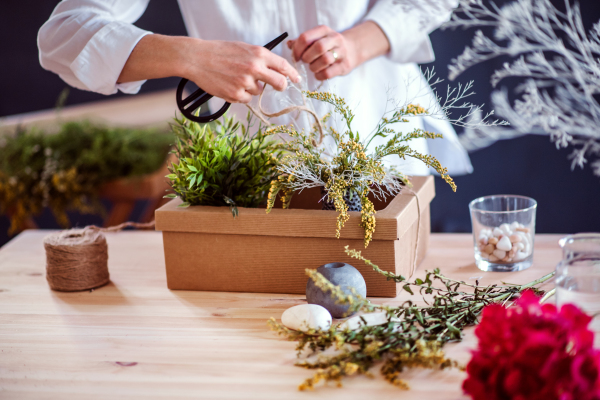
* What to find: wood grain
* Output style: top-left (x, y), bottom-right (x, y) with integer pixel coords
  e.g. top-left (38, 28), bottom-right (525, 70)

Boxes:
top-left (0, 231), bottom-right (563, 399)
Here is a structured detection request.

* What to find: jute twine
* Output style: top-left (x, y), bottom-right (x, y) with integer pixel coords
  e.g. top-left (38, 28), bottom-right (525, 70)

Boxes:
top-left (43, 221), bottom-right (155, 292)
top-left (245, 68), bottom-right (324, 146)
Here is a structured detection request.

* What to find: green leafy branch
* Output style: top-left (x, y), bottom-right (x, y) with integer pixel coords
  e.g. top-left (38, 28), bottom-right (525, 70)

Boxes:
top-left (269, 246), bottom-right (554, 391)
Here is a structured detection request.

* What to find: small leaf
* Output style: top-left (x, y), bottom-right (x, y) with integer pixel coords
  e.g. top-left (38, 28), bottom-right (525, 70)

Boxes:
top-left (402, 284), bottom-right (414, 295)
top-left (188, 165), bottom-right (198, 172)
top-left (177, 202), bottom-right (190, 208)
top-left (414, 310), bottom-right (424, 325)
top-left (188, 175), bottom-right (197, 188)
top-left (163, 193), bottom-right (177, 199)
top-left (415, 278), bottom-right (423, 285)
top-left (446, 322), bottom-right (461, 336)
top-left (230, 160), bottom-right (241, 171)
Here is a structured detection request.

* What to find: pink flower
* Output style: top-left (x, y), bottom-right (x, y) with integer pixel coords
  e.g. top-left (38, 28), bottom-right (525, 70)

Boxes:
top-left (463, 290), bottom-right (600, 400)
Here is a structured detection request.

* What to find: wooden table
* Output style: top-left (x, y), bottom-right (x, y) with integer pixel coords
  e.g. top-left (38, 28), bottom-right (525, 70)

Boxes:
top-left (0, 231), bottom-right (563, 399)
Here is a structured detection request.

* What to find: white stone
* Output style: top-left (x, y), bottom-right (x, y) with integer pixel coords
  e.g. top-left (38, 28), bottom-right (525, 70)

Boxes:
top-left (515, 242), bottom-right (525, 251)
top-left (514, 251), bottom-right (529, 261)
top-left (516, 231), bottom-right (530, 247)
top-left (281, 304), bottom-right (332, 332)
top-left (496, 236), bottom-right (513, 251)
top-left (492, 227), bottom-right (504, 237)
top-left (510, 221), bottom-right (520, 231)
top-left (499, 223), bottom-right (512, 236)
top-left (338, 312), bottom-right (389, 331)
top-left (493, 249), bottom-right (507, 259)
top-left (480, 228), bottom-right (492, 237)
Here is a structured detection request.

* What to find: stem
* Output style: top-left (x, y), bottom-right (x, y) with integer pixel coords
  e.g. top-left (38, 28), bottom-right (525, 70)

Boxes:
top-left (540, 288), bottom-right (556, 304)
top-left (519, 271), bottom-right (555, 289)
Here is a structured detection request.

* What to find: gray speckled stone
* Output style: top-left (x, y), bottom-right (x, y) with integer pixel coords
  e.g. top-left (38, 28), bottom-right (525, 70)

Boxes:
top-left (306, 262), bottom-right (367, 318)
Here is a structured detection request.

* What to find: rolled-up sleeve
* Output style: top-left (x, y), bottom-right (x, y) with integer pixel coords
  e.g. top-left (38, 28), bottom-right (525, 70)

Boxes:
top-left (38, 0), bottom-right (152, 95)
top-left (365, 0), bottom-right (458, 64)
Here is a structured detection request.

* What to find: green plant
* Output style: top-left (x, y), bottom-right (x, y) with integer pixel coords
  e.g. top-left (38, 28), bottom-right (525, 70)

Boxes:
top-left (165, 114), bottom-right (283, 216)
top-left (268, 246), bottom-right (555, 391)
top-left (0, 121), bottom-right (173, 233)
top-left (266, 91), bottom-right (456, 247)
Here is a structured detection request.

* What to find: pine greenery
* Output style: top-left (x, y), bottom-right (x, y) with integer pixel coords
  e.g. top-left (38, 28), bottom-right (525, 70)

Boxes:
top-left (0, 121), bottom-right (173, 233)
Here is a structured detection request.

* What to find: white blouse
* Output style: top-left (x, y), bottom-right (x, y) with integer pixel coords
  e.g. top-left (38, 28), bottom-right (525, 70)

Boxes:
top-left (38, 0), bottom-right (472, 175)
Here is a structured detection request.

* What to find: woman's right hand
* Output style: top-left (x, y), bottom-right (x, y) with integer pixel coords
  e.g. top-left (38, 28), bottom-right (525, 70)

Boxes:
top-left (119, 34), bottom-right (301, 104)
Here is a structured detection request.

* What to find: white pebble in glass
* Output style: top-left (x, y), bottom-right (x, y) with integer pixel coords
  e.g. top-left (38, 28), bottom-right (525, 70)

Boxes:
top-left (469, 195), bottom-right (537, 272)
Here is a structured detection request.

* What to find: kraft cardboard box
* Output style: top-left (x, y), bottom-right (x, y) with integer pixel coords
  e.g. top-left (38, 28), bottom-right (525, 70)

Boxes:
top-left (155, 176), bottom-right (434, 297)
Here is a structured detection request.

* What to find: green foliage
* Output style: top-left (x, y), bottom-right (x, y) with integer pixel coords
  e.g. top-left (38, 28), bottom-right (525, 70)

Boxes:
top-left (0, 121), bottom-right (173, 234)
top-left (268, 246), bottom-right (555, 391)
top-left (166, 114), bottom-right (283, 217)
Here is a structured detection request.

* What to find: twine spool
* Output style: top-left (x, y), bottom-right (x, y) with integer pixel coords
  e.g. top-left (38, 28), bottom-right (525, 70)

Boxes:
top-left (43, 221), bottom-right (154, 292)
top-left (44, 228), bottom-right (109, 292)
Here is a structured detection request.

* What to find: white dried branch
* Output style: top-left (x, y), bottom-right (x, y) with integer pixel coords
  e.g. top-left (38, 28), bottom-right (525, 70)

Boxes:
top-left (364, 68), bottom-right (508, 148)
top-left (275, 160), bottom-right (404, 202)
top-left (445, 0), bottom-right (600, 178)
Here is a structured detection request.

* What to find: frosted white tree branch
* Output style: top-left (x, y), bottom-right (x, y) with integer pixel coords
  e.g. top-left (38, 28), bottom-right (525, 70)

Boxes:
top-left (364, 68), bottom-right (508, 146)
top-left (446, 0), bottom-right (600, 178)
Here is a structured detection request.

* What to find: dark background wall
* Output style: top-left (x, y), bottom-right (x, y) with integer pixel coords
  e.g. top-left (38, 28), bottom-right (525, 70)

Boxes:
top-left (0, 0), bottom-right (599, 246)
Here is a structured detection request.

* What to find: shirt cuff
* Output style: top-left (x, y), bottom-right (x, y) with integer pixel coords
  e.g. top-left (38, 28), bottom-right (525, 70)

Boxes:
top-left (70, 21), bottom-right (152, 95)
top-left (365, 3), bottom-right (435, 64)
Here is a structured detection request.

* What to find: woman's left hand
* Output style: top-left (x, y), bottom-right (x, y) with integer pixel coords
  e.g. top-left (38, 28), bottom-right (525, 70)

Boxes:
top-left (287, 21), bottom-right (390, 81)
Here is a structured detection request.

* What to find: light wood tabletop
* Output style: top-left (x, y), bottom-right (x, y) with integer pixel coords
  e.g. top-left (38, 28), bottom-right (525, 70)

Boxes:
top-left (0, 231), bottom-right (563, 399)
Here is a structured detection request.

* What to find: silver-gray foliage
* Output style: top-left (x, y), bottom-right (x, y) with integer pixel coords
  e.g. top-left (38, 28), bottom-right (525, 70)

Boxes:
top-left (446, 0), bottom-right (600, 178)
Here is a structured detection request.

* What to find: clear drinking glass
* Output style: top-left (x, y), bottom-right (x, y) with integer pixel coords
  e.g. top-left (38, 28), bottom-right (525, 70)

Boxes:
top-left (469, 195), bottom-right (537, 272)
top-left (558, 233), bottom-right (600, 260)
top-left (556, 233), bottom-right (600, 334)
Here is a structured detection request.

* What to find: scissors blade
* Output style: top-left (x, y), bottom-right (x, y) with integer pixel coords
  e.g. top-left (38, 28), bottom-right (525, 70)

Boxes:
top-left (264, 32), bottom-right (288, 51)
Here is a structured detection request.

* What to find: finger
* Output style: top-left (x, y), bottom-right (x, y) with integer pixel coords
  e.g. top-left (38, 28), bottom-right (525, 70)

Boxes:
top-left (287, 40), bottom-right (294, 49)
top-left (314, 62), bottom-right (345, 81)
top-left (256, 67), bottom-right (288, 91)
top-left (309, 51), bottom-right (337, 74)
top-left (302, 34), bottom-right (339, 64)
top-left (232, 89), bottom-right (252, 103)
top-left (292, 25), bottom-right (332, 61)
top-left (245, 80), bottom-right (263, 96)
top-left (263, 52), bottom-right (300, 83)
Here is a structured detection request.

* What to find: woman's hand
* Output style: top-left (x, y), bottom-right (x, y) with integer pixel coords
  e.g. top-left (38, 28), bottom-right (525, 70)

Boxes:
top-left (288, 21), bottom-right (390, 81)
top-left (118, 34), bottom-right (301, 103)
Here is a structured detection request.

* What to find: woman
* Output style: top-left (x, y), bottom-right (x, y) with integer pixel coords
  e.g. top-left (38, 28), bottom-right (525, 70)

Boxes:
top-left (38, 0), bottom-right (471, 175)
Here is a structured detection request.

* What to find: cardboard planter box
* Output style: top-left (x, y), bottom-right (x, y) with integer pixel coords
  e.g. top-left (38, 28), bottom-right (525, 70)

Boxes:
top-left (155, 176), bottom-right (434, 297)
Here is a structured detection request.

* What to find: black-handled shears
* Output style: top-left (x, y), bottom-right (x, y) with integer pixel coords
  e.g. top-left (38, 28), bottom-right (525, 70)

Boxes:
top-left (176, 32), bottom-right (289, 123)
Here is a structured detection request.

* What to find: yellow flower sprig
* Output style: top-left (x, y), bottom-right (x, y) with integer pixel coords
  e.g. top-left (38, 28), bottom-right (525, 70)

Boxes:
top-left (265, 92), bottom-right (456, 247)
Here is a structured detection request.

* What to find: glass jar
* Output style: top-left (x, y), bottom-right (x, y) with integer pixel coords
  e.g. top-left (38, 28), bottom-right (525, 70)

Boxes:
top-left (469, 195), bottom-right (537, 272)
top-left (556, 233), bottom-right (600, 334)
